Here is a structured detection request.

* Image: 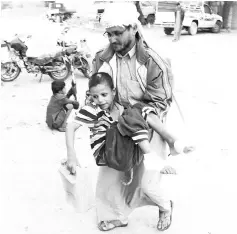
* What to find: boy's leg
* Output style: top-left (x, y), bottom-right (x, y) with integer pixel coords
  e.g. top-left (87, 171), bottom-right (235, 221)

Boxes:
top-left (147, 113), bottom-right (177, 149)
top-left (146, 113), bottom-right (195, 155)
top-left (137, 141), bottom-right (176, 175)
top-left (118, 104), bottom-right (193, 155)
top-left (59, 104), bottom-right (74, 131)
top-left (137, 140), bottom-right (152, 154)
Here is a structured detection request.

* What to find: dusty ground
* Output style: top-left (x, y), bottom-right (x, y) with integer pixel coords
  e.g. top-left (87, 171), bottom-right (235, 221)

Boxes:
top-left (1, 8), bottom-right (237, 234)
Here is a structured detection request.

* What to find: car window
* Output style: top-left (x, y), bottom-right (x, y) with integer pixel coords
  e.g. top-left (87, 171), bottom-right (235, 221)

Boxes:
top-left (140, 1), bottom-right (152, 7)
top-left (204, 5), bottom-right (211, 14)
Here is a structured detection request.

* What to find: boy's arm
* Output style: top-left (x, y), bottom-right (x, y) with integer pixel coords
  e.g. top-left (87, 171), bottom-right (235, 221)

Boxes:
top-left (66, 82), bottom-right (77, 99)
top-left (65, 121), bottom-right (81, 174)
top-left (62, 97), bottom-right (79, 109)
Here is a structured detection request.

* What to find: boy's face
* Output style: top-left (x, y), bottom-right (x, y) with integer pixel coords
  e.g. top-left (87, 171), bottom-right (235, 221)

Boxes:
top-left (61, 86), bottom-right (66, 95)
top-left (89, 82), bottom-right (115, 110)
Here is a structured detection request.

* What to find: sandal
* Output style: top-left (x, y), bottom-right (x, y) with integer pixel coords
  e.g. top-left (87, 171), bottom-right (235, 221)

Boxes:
top-left (98, 220), bottom-right (128, 231)
top-left (157, 200), bottom-right (174, 231)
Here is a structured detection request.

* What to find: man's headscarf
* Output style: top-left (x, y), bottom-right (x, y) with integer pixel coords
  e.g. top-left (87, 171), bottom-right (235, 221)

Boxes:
top-left (100, 2), bottom-right (146, 42)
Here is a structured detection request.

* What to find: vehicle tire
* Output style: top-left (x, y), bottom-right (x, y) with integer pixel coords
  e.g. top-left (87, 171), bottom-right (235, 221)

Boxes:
top-left (48, 60), bottom-right (70, 81)
top-left (65, 13), bottom-right (72, 21)
top-left (147, 14), bottom-right (155, 25)
top-left (79, 57), bottom-right (91, 78)
top-left (211, 21), bottom-right (222, 33)
top-left (164, 28), bottom-right (173, 35)
top-left (188, 21), bottom-right (198, 35)
top-left (1, 62), bottom-right (21, 82)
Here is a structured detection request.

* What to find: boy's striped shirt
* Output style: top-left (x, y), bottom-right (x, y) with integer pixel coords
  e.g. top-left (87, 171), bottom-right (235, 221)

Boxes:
top-left (73, 104), bottom-right (114, 161)
top-left (73, 103), bottom-right (155, 162)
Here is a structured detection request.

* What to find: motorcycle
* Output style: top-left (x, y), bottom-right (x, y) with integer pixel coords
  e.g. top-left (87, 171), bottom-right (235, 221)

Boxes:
top-left (1, 37), bottom-right (71, 82)
top-left (57, 28), bottom-right (92, 78)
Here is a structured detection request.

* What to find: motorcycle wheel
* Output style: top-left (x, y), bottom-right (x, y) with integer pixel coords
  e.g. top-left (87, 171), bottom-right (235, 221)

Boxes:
top-left (1, 62), bottom-right (21, 82)
top-left (79, 57), bottom-right (91, 78)
top-left (48, 60), bottom-right (70, 81)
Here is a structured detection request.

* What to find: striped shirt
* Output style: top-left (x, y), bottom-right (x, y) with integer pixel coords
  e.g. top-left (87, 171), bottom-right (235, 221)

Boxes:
top-left (73, 102), bottom-right (156, 163)
top-left (73, 103), bottom-right (114, 161)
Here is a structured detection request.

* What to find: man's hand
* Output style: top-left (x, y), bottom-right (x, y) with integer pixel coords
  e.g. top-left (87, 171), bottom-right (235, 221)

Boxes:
top-left (66, 156), bottom-right (79, 175)
top-left (160, 165), bottom-right (177, 174)
top-left (92, 120), bottom-right (111, 133)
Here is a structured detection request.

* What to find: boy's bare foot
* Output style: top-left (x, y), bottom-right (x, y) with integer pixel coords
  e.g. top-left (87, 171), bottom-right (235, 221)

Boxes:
top-left (160, 166), bottom-right (176, 174)
top-left (169, 140), bottom-right (195, 156)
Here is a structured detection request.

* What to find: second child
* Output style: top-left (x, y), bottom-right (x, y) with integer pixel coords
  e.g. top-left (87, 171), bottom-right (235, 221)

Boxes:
top-left (46, 80), bottom-right (79, 132)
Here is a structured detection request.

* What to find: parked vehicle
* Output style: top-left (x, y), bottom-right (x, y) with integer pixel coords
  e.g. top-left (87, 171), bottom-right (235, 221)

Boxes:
top-left (138, 1), bottom-right (157, 25)
top-left (95, 1), bottom-right (157, 25)
top-left (46, 2), bottom-right (76, 23)
top-left (57, 28), bottom-right (92, 78)
top-left (1, 37), bottom-right (71, 82)
top-left (156, 2), bottom-right (223, 35)
top-left (58, 40), bottom-right (91, 78)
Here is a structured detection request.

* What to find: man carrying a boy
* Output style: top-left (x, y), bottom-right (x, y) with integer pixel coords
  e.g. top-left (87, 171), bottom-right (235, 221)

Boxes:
top-left (91, 4), bottom-right (176, 232)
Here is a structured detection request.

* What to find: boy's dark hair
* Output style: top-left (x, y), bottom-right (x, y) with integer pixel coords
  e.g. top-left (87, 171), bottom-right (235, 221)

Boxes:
top-left (89, 72), bottom-right (114, 90)
top-left (51, 80), bottom-right (66, 94)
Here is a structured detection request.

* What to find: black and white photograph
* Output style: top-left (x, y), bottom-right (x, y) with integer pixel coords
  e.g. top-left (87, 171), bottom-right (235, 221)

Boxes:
top-left (1, 1), bottom-right (237, 234)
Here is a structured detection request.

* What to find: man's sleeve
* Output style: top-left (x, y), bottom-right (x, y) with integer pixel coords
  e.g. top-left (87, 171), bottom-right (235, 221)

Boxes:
top-left (92, 48), bottom-right (105, 74)
top-left (144, 54), bottom-right (174, 117)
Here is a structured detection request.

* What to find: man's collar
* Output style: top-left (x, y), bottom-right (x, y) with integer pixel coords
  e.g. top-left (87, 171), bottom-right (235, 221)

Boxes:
top-left (116, 44), bottom-right (136, 59)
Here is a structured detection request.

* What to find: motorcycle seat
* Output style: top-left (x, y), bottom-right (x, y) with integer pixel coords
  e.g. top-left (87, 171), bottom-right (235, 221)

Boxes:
top-left (27, 47), bottom-right (66, 65)
top-left (28, 56), bottom-right (52, 65)
top-left (27, 57), bottom-right (37, 60)
top-left (63, 45), bottom-right (77, 55)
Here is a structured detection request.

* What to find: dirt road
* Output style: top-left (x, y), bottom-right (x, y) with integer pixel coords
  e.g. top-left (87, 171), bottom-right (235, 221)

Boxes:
top-left (1, 14), bottom-right (237, 234)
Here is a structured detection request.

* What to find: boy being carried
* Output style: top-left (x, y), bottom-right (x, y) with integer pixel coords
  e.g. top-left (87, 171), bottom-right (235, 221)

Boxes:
top-left (66, 72), bottom-right (194, 181)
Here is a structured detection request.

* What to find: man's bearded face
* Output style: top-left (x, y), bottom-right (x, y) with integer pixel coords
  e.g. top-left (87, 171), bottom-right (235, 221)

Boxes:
top-left (105, 26), bottom-right (135, 54)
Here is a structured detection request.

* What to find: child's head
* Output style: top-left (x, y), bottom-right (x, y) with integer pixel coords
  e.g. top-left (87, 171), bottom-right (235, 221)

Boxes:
top-left (88, 72), bottom-right (115, 110)
top-left (51, 80), bottom-right (66, 95)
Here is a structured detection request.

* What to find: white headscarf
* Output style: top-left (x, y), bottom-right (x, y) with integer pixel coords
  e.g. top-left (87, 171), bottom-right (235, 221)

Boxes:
top-left (101, 3), bottom-right (139, 28)
top-left (100, 2), bottom-right (146, 42)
